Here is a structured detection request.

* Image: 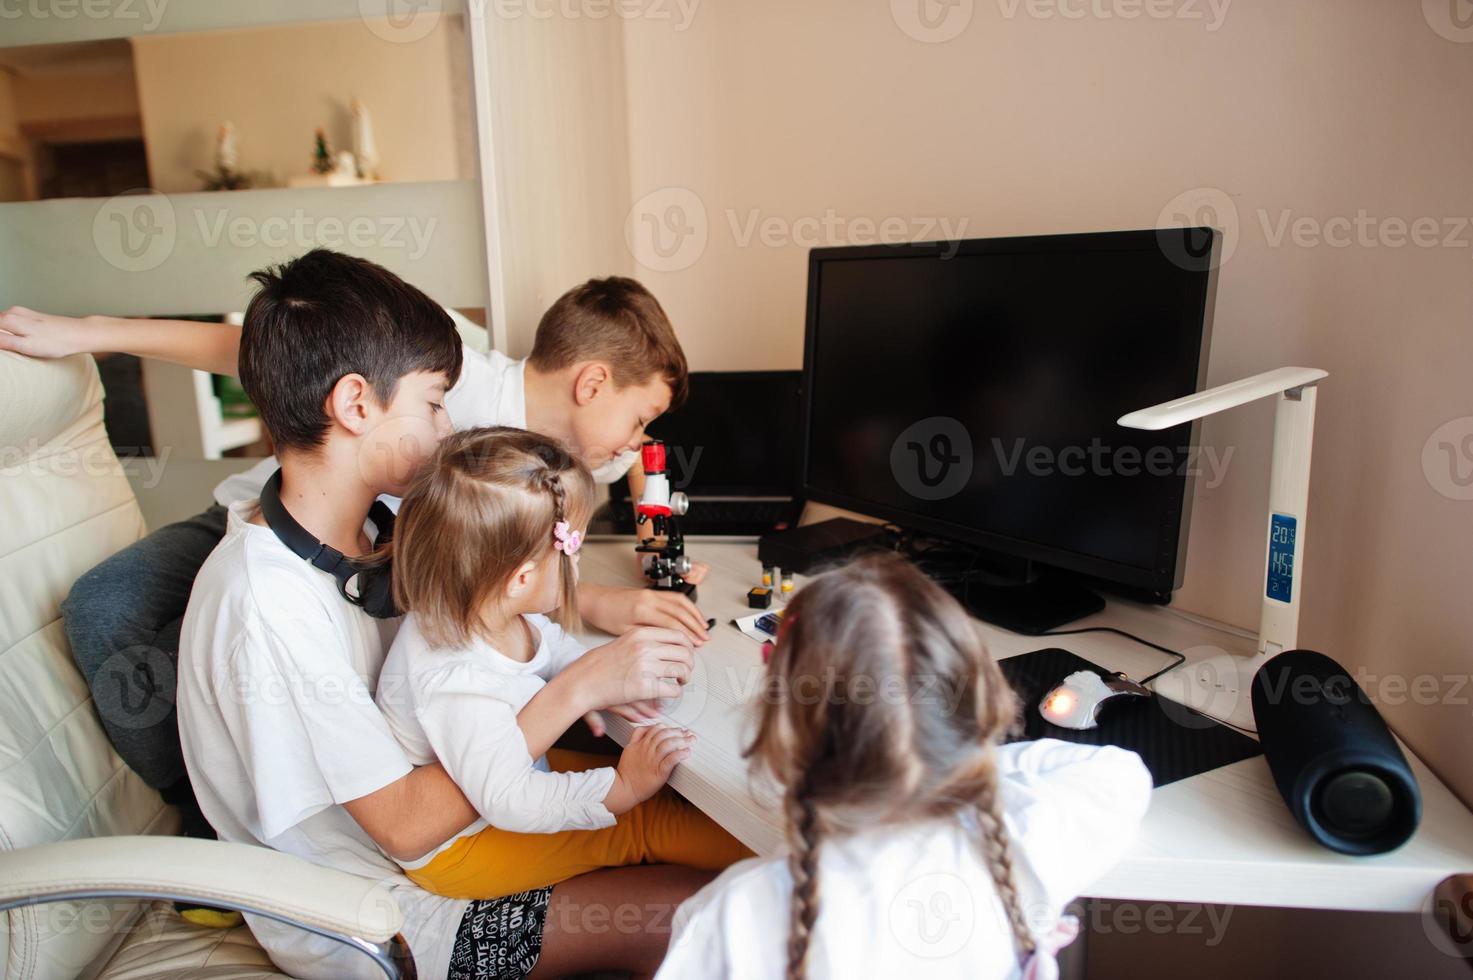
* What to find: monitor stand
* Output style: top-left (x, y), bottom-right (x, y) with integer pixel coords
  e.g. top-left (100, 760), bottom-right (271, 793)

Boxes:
top-left (946, 559), bottom-right (1104, 635)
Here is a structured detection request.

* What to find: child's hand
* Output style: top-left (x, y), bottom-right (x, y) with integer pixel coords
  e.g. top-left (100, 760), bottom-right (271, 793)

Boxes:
top-left (0, 307), bottom-right (95, 360)
top-left (603, 723), bottom-right (694, 814)
top-left (581, 582), bottom-right (710, 644)
top-left (581, 701), bottom-right (663, 738)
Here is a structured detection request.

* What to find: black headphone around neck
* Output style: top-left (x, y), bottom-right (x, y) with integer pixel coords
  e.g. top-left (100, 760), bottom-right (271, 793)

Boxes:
top-left (258, 469), bottom-right (401, 619)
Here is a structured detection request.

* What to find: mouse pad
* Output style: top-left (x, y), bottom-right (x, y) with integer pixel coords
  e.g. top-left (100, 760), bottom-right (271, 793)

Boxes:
top-left (997, 648), bottom-right (1262, 787)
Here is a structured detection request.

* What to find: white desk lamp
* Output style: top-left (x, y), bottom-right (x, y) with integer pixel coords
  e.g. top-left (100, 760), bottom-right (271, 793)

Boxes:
top-left (1118, 366), bottom-right (1328, 733)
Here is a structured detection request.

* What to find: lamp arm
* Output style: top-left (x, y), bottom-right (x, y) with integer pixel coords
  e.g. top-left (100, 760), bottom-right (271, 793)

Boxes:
top-left (1118, 366), bottom-right (1328, 661)
top-left (1117, 367), bottom-right (1328, 430)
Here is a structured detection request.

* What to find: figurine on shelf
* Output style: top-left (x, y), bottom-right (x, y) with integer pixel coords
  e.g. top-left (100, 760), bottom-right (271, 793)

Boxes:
top-left (311, 128), bottom-right (333, 175)
top-left (352, 98), bottom-right (380, 181)
top-left (196, 122), bottom-right (257, 191)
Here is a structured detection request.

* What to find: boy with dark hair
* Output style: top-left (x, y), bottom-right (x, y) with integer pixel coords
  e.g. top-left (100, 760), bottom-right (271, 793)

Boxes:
top-left (168, 250), bottom-right (704, 979)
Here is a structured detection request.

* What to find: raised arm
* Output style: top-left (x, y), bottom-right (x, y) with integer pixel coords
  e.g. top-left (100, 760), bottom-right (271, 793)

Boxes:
top-left (0, 306), bottom-right (241, 376)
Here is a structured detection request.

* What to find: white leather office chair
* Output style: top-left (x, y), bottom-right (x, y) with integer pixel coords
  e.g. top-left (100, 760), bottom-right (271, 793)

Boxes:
top-left (0, 352), bottom-right (412, 980)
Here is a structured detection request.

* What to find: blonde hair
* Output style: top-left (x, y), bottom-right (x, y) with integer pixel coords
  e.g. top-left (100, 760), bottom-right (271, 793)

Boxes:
top-left (745, 553), bottom-right (1034, 978)
top-left (391, 426), bottom-right (595, 648)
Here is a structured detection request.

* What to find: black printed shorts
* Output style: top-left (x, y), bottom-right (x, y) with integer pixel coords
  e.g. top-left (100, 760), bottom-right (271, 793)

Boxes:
top-left (447, 886), bottom-right (553, 980)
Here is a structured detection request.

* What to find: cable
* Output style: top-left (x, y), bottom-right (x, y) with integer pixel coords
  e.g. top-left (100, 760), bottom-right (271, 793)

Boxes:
top-left (1159, 604), bottom-right (1258, 641)
top-left (1037, 626), bottom-right (1187, 686)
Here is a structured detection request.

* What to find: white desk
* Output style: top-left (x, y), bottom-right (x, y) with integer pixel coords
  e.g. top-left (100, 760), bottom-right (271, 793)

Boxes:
top-left (579, 538), bottom-right (1473, 915)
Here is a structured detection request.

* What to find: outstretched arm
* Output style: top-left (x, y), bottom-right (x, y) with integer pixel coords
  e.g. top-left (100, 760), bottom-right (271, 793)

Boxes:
top-left (0, 306), bottom-right (242, 376)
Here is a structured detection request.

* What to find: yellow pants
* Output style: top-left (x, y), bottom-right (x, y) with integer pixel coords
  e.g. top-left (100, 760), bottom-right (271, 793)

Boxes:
top-left (406, 749), bottom-right (753, 900)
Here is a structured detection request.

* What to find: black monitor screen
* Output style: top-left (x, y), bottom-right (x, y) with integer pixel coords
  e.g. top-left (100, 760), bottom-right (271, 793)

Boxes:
top-left (644, 370), bottom-right (803, 497)
top-left (802, 230), bottom-right (1217, 592)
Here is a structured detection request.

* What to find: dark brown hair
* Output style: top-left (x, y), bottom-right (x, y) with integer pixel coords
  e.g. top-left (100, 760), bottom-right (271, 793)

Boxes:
top-left (745, 553), bottom-right (1034, 978)
top-left (390, 427), bottom-right (595, 648)
top-left (238, 249), bottom-right (463, 452)
top-left (528, 276), bottom-right (689, 409)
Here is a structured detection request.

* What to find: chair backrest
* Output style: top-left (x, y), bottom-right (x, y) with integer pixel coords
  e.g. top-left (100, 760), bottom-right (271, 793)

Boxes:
top-left (0, 352), bottom-right (173, 980)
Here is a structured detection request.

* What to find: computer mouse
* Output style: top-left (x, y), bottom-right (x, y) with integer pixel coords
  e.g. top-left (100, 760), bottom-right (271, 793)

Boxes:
top-left (1039, 670), bottom-right (1152, 730)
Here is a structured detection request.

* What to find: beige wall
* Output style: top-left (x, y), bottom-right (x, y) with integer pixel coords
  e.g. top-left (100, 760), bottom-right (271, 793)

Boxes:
top-left (13, 66), bottom-right (141, 131)
top-left (482, 11), bottom-right (634, 357)
top-left (131, 18), bottom-right (470, 193)
top-left (618, 0), bottom-right (1473, 805)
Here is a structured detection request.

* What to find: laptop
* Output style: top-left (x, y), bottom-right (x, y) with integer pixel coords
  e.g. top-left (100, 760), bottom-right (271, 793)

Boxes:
top-left (593, 370), bottom-right (804, 536)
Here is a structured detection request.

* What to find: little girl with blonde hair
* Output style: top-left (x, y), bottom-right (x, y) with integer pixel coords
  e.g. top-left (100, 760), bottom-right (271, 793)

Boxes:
top-left (657, 552), bottom-right (1152, 979)
top-left (375, 426), bottom-right (749, 900)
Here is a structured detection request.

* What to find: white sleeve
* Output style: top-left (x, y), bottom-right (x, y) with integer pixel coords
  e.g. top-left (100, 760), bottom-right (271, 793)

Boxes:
top-left (657, 861), bottom-right (779, 980)
top-left (415, 663), bottom-right (617, 833)
top-left (657, 894), bottom-right (736, 980)
top-left (996, 739), bottom-right (1152, 908)
top-left (443, 344), bottom-right (500, 427)
top-left (534, 616), bottom-right (592, 676)
top-left (590, 448), bottom-right (640, 485)
top-left (218, 619), bottom-right (413, 841)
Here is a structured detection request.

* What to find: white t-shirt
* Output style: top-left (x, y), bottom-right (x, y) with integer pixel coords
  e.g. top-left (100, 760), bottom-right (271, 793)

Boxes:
top-left (176, 502), bottom-right (469, 980)
top-left (212, 346), bottom-right (640, 507)
top-left (376, 612), bottom-right (617, 870)
top-left (655, 740), bottom-right (1152, 980)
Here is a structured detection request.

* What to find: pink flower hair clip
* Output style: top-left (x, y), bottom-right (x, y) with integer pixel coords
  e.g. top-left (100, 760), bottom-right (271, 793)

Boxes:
top-left (553, 520), bottom-right (583, 557)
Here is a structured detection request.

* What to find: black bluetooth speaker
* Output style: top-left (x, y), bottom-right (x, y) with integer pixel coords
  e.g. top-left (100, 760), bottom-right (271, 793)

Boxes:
top-left (1251, 650), bottom-right (1422, 855)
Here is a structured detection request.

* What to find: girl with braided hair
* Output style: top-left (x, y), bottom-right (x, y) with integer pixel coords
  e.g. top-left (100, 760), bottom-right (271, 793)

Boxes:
top-left (374, 426), bottom-right (750, 903)
top-left (657, 553), bottom-right (1151, 980)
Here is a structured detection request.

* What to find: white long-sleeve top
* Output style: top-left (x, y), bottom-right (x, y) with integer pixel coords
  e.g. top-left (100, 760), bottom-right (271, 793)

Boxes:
top-left (376, 612), bottom-right (618, 868)
top-left (656, 740), bottom-right (1152, 980)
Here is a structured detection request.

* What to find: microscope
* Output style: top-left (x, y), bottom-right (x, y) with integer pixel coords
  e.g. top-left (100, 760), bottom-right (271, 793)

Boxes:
top-left (634, 439), bottom-right (697, 602)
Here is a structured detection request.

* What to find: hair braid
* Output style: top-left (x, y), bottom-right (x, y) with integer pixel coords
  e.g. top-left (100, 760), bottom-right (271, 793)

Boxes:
top-left (975, 783), bottom-right (1036, 961)
top-left (784, 789), bottom-right (822, 980)
top-left (540, 467), bottom-right (568, 524)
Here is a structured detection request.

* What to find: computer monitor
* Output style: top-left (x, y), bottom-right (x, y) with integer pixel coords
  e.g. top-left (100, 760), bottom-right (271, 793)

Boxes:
top-left (801, 228), bottom-right (1219, 628)
top-left (650, 370), bottom-right (803, 496)
top-left (597, 370), bottom-right (804, 536)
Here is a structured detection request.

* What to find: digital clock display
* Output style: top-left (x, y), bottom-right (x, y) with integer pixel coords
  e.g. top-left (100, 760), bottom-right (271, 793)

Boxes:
top-left (1266, 513), bottom-right (1297, 603)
